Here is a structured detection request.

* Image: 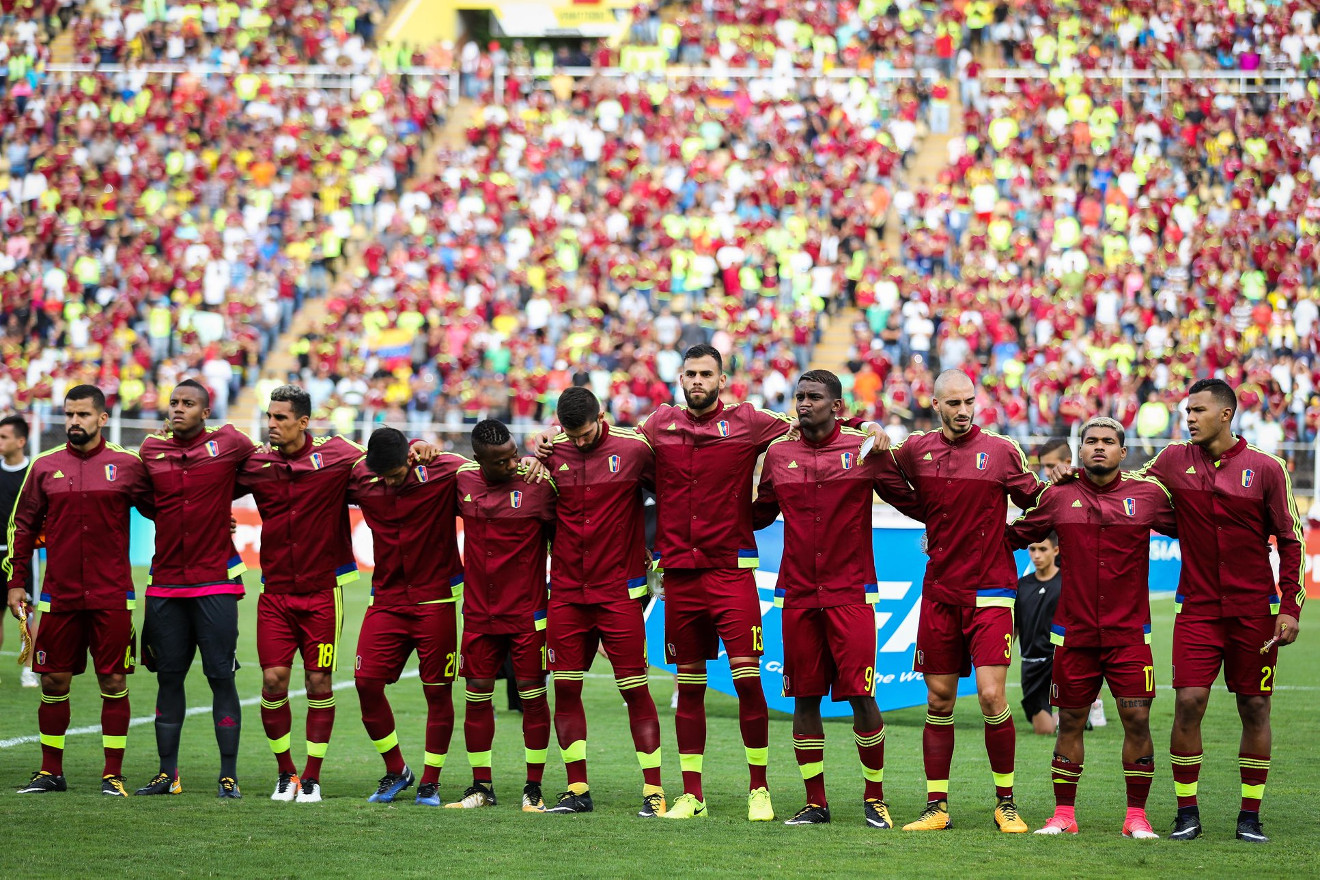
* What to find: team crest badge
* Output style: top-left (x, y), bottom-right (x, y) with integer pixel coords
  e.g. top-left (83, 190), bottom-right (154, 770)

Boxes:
top-left (1123, 498), bottom-right (1136, 517)
top-left (840, 452), bottom-right (855, 470)
top-left (976, 452), bottom-right (989, 470)
top-left (510, 490), bottom-right (523, 509)
top-left (205, 440), bottom-right (220, 457)
top-left (608, 455), bottom-right (621, 473)
top-left (310, 452), bottom-right (324, 470)
top-left (36, 651), bottom-right (45, 666)
top-left (104, 464), bottom-right (117, 482)
top-left (716, 421), bottom-right (730, 437)
top-left (547, 648), bottom-right (556, 664)
top-left (1242, 469), bottom-right (1255, 488)
top-left (415, 466), bottom-right (428, 483)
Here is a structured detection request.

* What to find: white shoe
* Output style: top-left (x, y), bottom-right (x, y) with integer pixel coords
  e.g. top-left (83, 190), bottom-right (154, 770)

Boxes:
top-left (271, 772), bottom-right (299, 802)
top-left (20, 667), bottom-right (39, 687)
top-left (296, 778), bottom-right (322, 803)
top-left (1089, 699), bottom-right (1108, 728)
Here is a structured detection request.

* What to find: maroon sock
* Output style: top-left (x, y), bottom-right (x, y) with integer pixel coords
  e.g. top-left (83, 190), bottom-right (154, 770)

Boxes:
top-left (1123, 757), bottom-right (1154, 808)
top-left (463, 685), bottom-right (496, 785)
top-left (1171, 750), bottom-right (1202, 809)
top-left (356, 678), bottom-right (406, 775)
top-left (100, 689), bottom-right (131, 777)
top-left (731, 661), bottom-right (769, 791)
top-left (923, 710), bottom-right (955, 801)
top-left (618, 673), bottom-right (662, 788)
top-left (793, 732), bottom-right (827, 806)
top-left (302, 692), bottom-right (335, 781)
top-left (553, 674), bottom-right (588, 787)
top-left (260, 690), bottom-right (297, 776)
top-left (1239, 752), bottom-right (1270, 813)
top-left (854, 725), bottom-right (885, 801)
top-left (674, 670), bottom-right (707, 799)
top-left (421, 684), bottom-right (455, 786)
top-left (1051, 754), bottom-right (1082, 808)
top-left (983, 708), bottom-right (1016, 798)
top-left (518, 683), bottom-right (550, 784)
top-left (38, 691), bottom-right (70, 775)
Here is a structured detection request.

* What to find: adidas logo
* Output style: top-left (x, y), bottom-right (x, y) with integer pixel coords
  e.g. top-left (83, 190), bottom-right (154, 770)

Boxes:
top-left (463, 494), bottom-right (472, 502)
top-left (667, 423), bottom-right (677, 430)
top-left (558, 464), bottom-right (569, 471)
top-left (923, 453), bottom-right (933, 460)
top-left (787, 461), bottom-right (798, 468)
top-left (53, 470), bottom-right (64, 478)
top-left (1072, 500), bottom-right (1083, 508)
top-left (1186, 466), bottom-right (1196, 474)
top-left (155, 453), bottom-right (166, 459)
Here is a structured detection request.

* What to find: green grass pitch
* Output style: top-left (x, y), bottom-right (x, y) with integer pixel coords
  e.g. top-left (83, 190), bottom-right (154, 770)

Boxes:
top-left (0, 572), bottom-right (1316, 878)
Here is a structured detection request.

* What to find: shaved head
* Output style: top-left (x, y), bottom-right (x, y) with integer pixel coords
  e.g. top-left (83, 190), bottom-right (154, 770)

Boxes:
top-left (933, 370), bottom-right (974, 398)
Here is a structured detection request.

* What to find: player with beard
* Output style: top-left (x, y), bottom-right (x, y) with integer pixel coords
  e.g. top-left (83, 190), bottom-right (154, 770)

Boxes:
top-left (880, 369), bottom-right (1043, 833)
top-left (7, 385), bottom-right (154, 796)
top-left (1007, 418), bottom-right (1177, 839)
top-left (532, 344), bottom-right (878, 821)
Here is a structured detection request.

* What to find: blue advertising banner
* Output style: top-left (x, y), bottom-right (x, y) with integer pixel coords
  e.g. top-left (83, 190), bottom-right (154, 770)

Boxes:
top-left (645, 520), bottom-right (1184, 718)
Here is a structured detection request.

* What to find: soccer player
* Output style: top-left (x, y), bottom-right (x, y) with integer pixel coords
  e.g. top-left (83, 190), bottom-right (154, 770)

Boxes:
top-left (1014, 534), bottom-right (1061, 736)
top-left (533, 343), bottom-right (876, 821)
top-left (137, 378), bottom-right (258, 798)
top-left (1135, 379), bottom-right (1304, 843)
top-left (6, 385), bottom-right (153, 796)
top-left (540, 386), bottom-right (664, 816)
top-left (1037, 438), bottom-right (1107, 731)
top-left (447, 419), bottom-right (556, 812)
top-left (238, 385), bottom-right (362, 804)
top-left (347, 427), bottom-right (467, 807)
top-left (0, 413), bottom-right (40, 688)
top-left (751, 371), bottom-right (918, 828)
top-left (882, 369), bottom-right (1042, 833)
top-left (1007, 417), bottom-right (1177, 839)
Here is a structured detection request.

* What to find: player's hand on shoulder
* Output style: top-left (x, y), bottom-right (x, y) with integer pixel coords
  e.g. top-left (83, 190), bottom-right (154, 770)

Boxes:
top-left (230, 515), bottom-right (238, 535)
top-left (408, 441), bottom-right (442, 465)
top-left (1045, 463), bottom-right (1080, 485)
top-left (522, 456), bottom-right (549, 483)
top-left (784, 417), bottom-right (801, 442)
top-left (533, 428), bottom-right (557, 460)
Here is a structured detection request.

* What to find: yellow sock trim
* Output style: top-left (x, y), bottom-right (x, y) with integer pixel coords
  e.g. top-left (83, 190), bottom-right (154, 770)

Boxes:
top-left (992, 771), bottom-right (1015, 788)
top-left (745, 746), bottom-right (768, 767)
top-left (561, 739), bottom-right (587, 763)
top-left (1174, 781), bottom-right (1199, 797)
top-left (983, 709), bottom-right (1012, 726)
top-left (679, 753), bottom-right (704, 774)
top-left (525, 747), bottom-right (548, 764)
top-left (424, 751), bottom-right (447, 769)
top-left (637, 748), bottom-right (662, 770)
top-left (372, 731), bottom-right (399, 754)
top-left (465, 690), bottom-right (494, 703)
top-left (615, 675), bottom-right (649, 691)
top-left (798, 761), bottom-right (825, 780)
top-left (1242, 783), bottom-right (1265, 800)
top-left (40, 693), bottom-right (70, 704)
top-left (100, 690), bottom-right (129, 700)
top-left (306, 741), bottom-right (329, 759)
top-left (306, 696), bottom-right (336, 709)
top-left (102, 735), bottom-right (127, 750)
top-left (518, 687), bottom-right (548, 700)
top-left (925, 712), bottom-right (954, 726)
top-left (267, 734), bottom-right (292, 754)
top-left (862, 766), bottom-right (884, 783)
top-left (927, 779), bottom-right (948, 795)
top-left (39, 733), bottom-right (65, 750)
top-left (468, 750), bottom-right (492, 769)
top-left (730, 667), bottom-right (760, 680)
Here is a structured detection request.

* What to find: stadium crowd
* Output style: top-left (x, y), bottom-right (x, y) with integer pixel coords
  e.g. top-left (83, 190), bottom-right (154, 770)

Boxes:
top-left (1, 0), bottom-right (1319, 473)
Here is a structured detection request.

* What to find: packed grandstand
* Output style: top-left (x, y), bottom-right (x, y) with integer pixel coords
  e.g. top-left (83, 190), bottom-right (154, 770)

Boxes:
top-left (2, 0), bottom-right (1318, 487)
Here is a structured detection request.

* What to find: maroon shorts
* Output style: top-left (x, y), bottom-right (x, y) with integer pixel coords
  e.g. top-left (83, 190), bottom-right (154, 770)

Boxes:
top-left (460, 629), bottom-right (546, 681)
top-left (33, 609), bottom-right (136, 676)
top-left (913, 598), bottom-right (1013, 677)
top-left (663, 568), bottom-right (763, 664)
top-left (354, 602), bottom-right (458, 685)
top-left (1172, 615), bottom-right (1278, 695)
top-left (257, 588), bottom-right (343, 672)
top-left (546, 596), bottom-right (647, 674)
top-left (1050, 643), bottom-right (1155, 708)
top-left (782, 604), bottom-right (876, 700)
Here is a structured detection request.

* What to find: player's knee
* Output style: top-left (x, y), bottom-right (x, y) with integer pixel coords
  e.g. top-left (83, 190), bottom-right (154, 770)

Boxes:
top-left (1056, 706), bottom-right (1088, 734)
top-left (1173, 689), bottom-right (1209, 720)
top-left (976, 688), bottom-right (1006, 714)
top-left (40, 673), bottom-right (71, 695)
top-left (97, 672), bottom-right (127, 695)
top-left (263, 667), bottom-right (291, 692)
top-left (1236, 693), bottom-right (1271, 726)
top-left (304, 669), bottom-right (332, 693)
